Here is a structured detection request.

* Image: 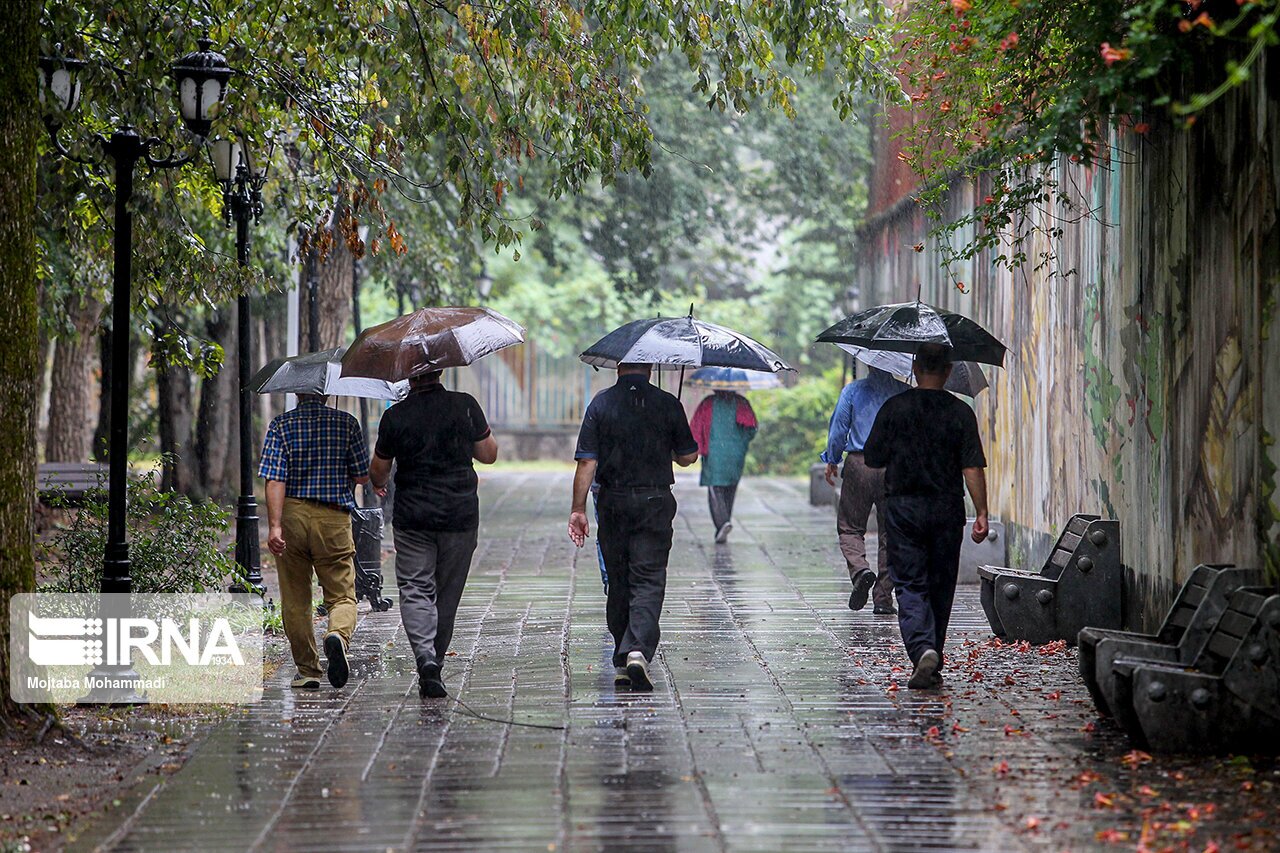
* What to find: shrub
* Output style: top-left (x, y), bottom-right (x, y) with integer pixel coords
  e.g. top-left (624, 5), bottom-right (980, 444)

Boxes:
top-left (744, 372), bottom-right (841, 476)
top-left (39, 464), bottom-right (240, 594)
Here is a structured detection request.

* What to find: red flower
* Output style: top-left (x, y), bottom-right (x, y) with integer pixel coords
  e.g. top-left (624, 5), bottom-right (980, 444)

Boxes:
top-left (1100, 42), bottom-right (1133, 66)
top-left (999, 32), bottom-right (1019, 51)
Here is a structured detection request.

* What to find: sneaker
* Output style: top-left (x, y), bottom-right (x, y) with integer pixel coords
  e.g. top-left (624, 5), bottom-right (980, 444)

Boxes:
top-left (908, 649), bottom-right (941, 690)
top-left (290, 672), bottom-right (321, 690)
top-left (873, 603), bottom-right (897, 616)
top-left (625, 651), bottom-right (653, 692)
top-left (930, 671), bottom-right (944, 687)
top-left (419, 662), bottom-right (447, 699)
top-left (614, 667), bottom-right (632, 688)
top-left (848, 570), bottom-right (876, 612)
top-left (714, 522), bottom-right (733, 544)
top-left (323, 633), bottom-right (349, 688)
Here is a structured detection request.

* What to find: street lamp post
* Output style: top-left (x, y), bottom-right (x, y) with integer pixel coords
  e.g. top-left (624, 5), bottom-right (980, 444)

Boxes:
top-left (40, 39), bottom-right (235, 594)
top-left (210, 137), bottom-right (273, 594)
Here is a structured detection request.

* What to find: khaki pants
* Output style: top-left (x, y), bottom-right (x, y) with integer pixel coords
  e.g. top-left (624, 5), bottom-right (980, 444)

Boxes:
top-left (838, 454), bottom-right (895, 609)
top-left (278, 498), bottom-right (357, 678)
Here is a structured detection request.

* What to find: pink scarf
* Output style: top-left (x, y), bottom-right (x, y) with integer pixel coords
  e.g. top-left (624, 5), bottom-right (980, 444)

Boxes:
top-left (691, 393), bottom-right (758, 456)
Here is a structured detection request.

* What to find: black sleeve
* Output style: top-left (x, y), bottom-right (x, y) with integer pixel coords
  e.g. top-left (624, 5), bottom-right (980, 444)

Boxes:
top-left (862, 401), bottom-right (895, 469)
top-left (373, 406), bottom-right (398, 460)
top-left (574, 398), bottom-right (600, 460)
top-left (670, 397), bottom-right (698, 457)
top-left (958, 403), bottom-right (987, 469)
top-left (464, 394), bottom-right (491, 442)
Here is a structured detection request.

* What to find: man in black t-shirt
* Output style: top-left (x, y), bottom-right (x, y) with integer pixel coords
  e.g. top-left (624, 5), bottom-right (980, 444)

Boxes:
top-left (863, 343), bottom-right (990, 690)
top-left (568, 363), bottom-right (699, 692)
top-left (370, 370), bottom-right (498, 699)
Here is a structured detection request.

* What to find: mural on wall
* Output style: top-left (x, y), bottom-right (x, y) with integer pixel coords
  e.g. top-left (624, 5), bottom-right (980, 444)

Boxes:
top-left (856, 65), bottom-right (1280, 628)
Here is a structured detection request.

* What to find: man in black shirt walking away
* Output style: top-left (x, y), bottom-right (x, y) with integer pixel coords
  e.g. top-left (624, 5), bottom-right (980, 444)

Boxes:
top-left (370, 370), bottom-right (498, 699)
top-left (568, 363), bottom-right (700, 692)
top-left (863, 343), bottom-right (990, 690)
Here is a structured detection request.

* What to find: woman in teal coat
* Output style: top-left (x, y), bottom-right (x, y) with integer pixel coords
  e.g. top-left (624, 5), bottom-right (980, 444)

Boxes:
top-left (690, 389), bottom-right (758, 543)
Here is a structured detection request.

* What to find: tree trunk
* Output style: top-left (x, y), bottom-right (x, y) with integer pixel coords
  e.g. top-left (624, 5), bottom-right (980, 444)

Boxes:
top-left (156, 363), bottom-right (195, 492)
top-left (195, 309), bottom-right (236, 500)
top-left (300, 230), bottom-right (353, 351)
top-left (91, 325), bottom-right (111, 461)
top-left (45, 298), bottom-right (103, 462)
top-left (0, 1), bottom-right (40, 719)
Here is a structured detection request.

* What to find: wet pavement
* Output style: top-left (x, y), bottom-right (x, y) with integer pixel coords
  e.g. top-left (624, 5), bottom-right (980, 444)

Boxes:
top-left (68, 473), bottom-right (1280, 852)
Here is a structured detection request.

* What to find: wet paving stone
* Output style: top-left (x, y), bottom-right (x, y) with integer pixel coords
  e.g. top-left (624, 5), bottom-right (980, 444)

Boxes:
top-left (69, 473), bottom-right (1280, 852)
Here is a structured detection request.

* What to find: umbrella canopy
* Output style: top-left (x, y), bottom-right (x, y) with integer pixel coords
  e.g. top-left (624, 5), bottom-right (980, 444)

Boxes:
top-left (816, 301), bottom-right (1007, 367)
top-left (580, 317), bottom-right (793, 373)
top-left (685, 366), bottom-right (783, 392)
top-left (340, 306), bottom-right (525, 382)
top-left (252, 347), bottom-right (408, 399)
top-left (836, 344), bottom-right (989, 398)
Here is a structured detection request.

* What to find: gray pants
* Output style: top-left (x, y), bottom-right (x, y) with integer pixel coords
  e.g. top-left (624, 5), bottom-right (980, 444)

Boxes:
top-left (838, 453), bottom-right (895, 609)
top-left (707, 484), bottom-right (738, 531)
top-left (394, 526), bottom-right (478, 671)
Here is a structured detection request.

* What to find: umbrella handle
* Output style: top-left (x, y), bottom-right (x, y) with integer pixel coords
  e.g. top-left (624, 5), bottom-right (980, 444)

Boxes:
top-left (677, 366), bottom-right (685, 399)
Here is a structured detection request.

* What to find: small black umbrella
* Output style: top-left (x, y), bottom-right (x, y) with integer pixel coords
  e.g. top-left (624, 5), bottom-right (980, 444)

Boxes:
top-left (580, 316), bottom-right (793, 373)
top-left (817, 301), bottom-right (1007, 367)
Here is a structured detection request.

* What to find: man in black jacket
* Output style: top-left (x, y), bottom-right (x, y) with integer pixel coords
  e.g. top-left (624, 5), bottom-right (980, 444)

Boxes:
top-left (863, 343), bottom-right (990, 690)
top-left (568, 363), bottom-right (699, 692)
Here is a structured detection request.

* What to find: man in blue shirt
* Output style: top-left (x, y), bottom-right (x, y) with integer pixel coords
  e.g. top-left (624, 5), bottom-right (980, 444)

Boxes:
top-left (822, 366), bottom-right (911, 614)
top-left (259, 394), bottom-right (371, 690)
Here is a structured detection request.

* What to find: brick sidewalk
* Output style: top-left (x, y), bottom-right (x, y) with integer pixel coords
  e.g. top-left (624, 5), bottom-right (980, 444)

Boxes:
top-left (68, 473), bottom-right (1279, 852)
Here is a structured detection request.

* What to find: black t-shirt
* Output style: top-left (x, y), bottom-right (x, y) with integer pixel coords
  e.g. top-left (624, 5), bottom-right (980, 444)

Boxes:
top-left (863, 388), bottom-right (987, 498)
top-left (574, 375), bottom-right (698, 489)
top-left (374, 386), bottom-right (491, 531)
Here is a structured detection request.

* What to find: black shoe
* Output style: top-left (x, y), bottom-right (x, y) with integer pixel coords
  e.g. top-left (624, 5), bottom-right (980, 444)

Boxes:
top-left (848, 570), bottom-right (875, 611)
top-left (324, 634), bottom-right (349, 688)
top-left (873, 604), bottom-right (897, 615)
top-left (419, 662), bottom-right (447, 699)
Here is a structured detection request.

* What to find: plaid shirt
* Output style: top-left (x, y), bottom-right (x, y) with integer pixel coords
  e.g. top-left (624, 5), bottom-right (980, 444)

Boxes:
top-left (258, 401), bottom-right (370, 510)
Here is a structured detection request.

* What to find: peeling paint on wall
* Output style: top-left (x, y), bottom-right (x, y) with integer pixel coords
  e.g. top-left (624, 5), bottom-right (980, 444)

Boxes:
top-left (856, 59), bottom-right (1280, 628)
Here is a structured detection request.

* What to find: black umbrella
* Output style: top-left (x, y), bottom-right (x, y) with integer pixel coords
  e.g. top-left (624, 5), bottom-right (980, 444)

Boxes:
top-left (580, 316), bottom-right (793, 373)
top-left (816, 301), bottom-right (1007, 367)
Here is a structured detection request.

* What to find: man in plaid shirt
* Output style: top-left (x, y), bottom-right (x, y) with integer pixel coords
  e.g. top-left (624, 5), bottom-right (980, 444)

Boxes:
top-left (259, 393), bottom-right (371, 689)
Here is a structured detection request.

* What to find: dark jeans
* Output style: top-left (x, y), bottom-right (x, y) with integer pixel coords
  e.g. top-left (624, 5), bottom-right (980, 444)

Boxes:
top-left (707, 484), bottom-right (738, 531)
top-left (393, 526), bottom-right (478, 671)
top-left (882, 494), bottom-right (965, 665)
top-left (596, 487), bottom-right (677, 667)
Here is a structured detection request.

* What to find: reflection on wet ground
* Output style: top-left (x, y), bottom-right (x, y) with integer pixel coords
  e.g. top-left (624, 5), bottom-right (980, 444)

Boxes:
top-left (69, 474), bottom-right (1280, 852)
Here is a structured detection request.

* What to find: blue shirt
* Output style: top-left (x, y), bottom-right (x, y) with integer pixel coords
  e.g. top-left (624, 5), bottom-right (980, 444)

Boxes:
top-left (821, 369), bottom-right (911, 465)
top-left (258, 401), bottom-right (371, 510)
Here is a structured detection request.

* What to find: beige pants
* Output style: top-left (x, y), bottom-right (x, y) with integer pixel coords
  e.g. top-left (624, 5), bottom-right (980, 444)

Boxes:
top-left (278, 498), bottom-right (357, 678)
top-left (838, 454), bottom-right (895, 609)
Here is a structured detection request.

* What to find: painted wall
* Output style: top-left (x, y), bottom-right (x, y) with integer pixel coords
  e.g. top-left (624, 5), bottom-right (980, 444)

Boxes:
top-left (856, 60), bottom-right (1280, 628)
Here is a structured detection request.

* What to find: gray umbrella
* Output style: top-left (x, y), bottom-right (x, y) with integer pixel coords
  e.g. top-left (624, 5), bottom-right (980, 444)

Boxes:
top-left (252, 347), bottom-right (408, 399)
top-left (836, 344), bottom-right (989, 397)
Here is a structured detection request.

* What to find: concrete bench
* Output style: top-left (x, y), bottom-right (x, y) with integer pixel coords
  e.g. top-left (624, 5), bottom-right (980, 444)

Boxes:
top-left (37, 462), bottom-right (109, 505)
top-left (1109, 586), bottom-right (1280, 753)
top-left (977, 514), bottom-right (1121, 646)
top-left (1079, 564), bottom-right (1262, 717)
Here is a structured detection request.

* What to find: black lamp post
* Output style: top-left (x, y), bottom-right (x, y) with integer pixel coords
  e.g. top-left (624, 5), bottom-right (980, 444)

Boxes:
top-left (210, 136), bottom-right (273, 594)
top-left (41, 39), bottom-right (235, 594)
